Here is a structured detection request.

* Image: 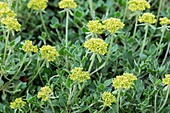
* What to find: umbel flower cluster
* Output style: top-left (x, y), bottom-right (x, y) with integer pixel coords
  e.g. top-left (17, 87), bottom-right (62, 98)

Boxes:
top-left (37, 86), bottom-right (52, 101)
top-left (10, 98), bottom-right (26, 109)
top-left (58, 0), bottom-right (77, 9)
top-left (138, 13), bottom-right (157, 24)
top-left (112, 73), bottom-right (137, 89)
top-left (70, 67), bottom-right (90, 83)
top-left (27, 0), bottom-right (48, 11)
top-left (84, 38), bottom-right (108, 55)
top-left (87, 20), bottom-right (103, 34)
top-left (102, 92), bottom-right (116, 106)
top-left (0, 2), bottom-right (21, 31)
top-left (40, 45), bottom-right (59, 62)
top-left (128, 0), bottom-right (150, 12)
top-left (162, 74), bottom-right (170, 85)
top-left (159, 17), bottom-right (170, 25)
top-left (22, 40), bottom-right (38, 53)
top-left (103, 18), bottom-right (125, 34)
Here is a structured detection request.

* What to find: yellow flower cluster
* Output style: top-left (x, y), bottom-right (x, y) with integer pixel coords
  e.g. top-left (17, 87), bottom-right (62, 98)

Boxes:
top-left (162, 74), bottom-right (170, 85)
top-left (27, 0), bottom-right (48, 11)
top-left (84, 38), bottom-right (108, 55)
top-left (70, 67), bottom-right (90, 83)
top-left (103, 18), bottom-right (124, 34)
top-left (40, 45), bottom-right (59, 62)
top-left (0, 2), bottom-right (20, 31)
top-left (159, 17), bottom-right (170, 25)
top-left (112, 73), bottom-right (137, 89)
top-left (22, 40), bottom-right (38, 53)
top-left (87, 20), bottom-right (103, 34)
top-left (10, 98), bottom-right (26, 109)
top-left (0, 2), bottom-right (16, 18)
top-left (37, 86), bottom-right (52, 101)
top-left (138, 13), bottom-right (156, 24)
top-left (58, 0), bottom-right (77, 9)
top-left (128, 0), bottom-right (150, 12)
top-left (1, 17), bottom-right (21, 31)
top-left (102, 92), bottom-right (116, 106)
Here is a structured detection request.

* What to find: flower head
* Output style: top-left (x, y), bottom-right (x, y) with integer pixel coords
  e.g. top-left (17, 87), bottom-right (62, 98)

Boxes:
top-left (87, 20), bottom-right (103, 34)
top-left (102, 92), bottom-right (116, 106)
top-left (1, 17), bottom-right (21, 31)
top-left (103, 18), bottom-right (124, 34)
top-left (40, 45), bottom-right (59, 62)
top-left (70, 67), bottom-right (90, 83)
top-left (84, 38), bottom-right (108, 55)
top-left (0, 2), bottom-right (16, 18)
top-left (37, 86), bottom-right (52, 101)
top-left (162, 74), bottom-right (170, 85)
top-left (58, 0), bottom-right (77, 9)
top-left (112, 73), bottom-right (137, 89)
top-left (22, 40), bottom-right (38, 53)
top-left (128, 0), bottom-right (150, 12)
top-left (10, 98), bottom-right (26, 109)
top-left (138, 13), bottom-right (156, 24)
top-left (159, 17), bottom-right (170, 25)
top-left (27, 0), bottom-right (48, 11)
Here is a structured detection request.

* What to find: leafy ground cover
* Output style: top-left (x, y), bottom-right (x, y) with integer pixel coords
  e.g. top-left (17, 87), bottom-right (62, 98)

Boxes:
top-left (0, 0), bottom-right (170, 113)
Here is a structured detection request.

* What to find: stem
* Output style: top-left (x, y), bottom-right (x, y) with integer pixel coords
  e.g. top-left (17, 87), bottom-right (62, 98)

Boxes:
top-left (0, 53), bottom-right (27, 91)
top-left (28, 60), bottom-right (46, 85)
top-left (117, 89), bottom-right (121, 113)
top-left (157, 25), bottom-right (166, 55)
top-left (88, 53), bottom-right (96, 72)
top-left (65, 9), bottom-right (69, 69)
top-left (98, 105), bottom-right (105, 113)
top-left (67, 83), bottom-right (77, 105)
top-left (157, 85), bottom-right (170, 113)
top-left (140, 24), bottom-right (149, 54)
top-left (161, 42), bottom-right (170, 66)
top-left (154, 91), bottom-right (158, 113)
top-left (132, 12), bottom-right (139, 39)
top-left (40, 11), bottom-right (49, 40)
top-left (156, 0), bottom-right (163, 25)
top-left (25, 8), bottom-right (33, 25)
top-left (48, 99), bottom-right (55, 113)
top-left (3, 30), bottom-right (10, 64)
top-left (15, 0), bottom-right (19, 14)
top-left (123, 0), bottom-right (128, 22)
top-left (88, 0), bottom-right (95, 19)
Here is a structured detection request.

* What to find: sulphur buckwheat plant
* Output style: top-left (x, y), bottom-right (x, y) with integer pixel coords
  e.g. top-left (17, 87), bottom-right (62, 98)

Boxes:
top-left (22, 40), bottom-right (38, 53)
top-left (103, 18), bottom-right (124, 34)
top-left (58, 0), bottom-right (77, 9)
top-left (128, 0), bottom-right (150, 12)
top-left (40, 45), bottom-right (59, 62)
top-left (1, 17), bottom-right (21, 31)
top-left (10, 98), bottom-right (26, 109)
top-left (0, 2), bottom-right (16, 18)
top-left (37, 86), bottom-right (52, 101)
top-left (162, 74), bottom-right (170, 85)
top-left (84, 38), bottom-right (108, 55)
top-left (138, 13), bottom-right (156, 24)
top-left (102, 92), bottom-right (116, 106)
top-left (27, 0), bottom-right (48, 11)
top-left (70, 67), bottom-right (90, 83)
top-left (87, 20), bottom-right (103, 34)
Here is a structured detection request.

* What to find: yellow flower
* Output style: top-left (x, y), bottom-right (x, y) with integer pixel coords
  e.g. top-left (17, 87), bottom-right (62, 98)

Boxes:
top-left (37, 86), bottom-right (52, 101)
top-left (84, 38), bottom-right (108, 55)
top-left (128, 0), bottom-right (150, 12)
top-left (87, 20), bottom-right (103, 34)
top-left (22, 40), bottom-right (38, 53)
top-left (27, 0), bottom-right (48, 11)
top-left (103, 18), bottom-right (124, 34)
top-left (70, 67), bottom-right (90, 83)
top-left (102, 92), bottom-right (116, 106)
top-left (10, 98), bottom-right (26, 109)
top-left (58, 0), bottom-right (77, 9)
top-left (40, 45), bottom-right (59, 62)
top-left (138, 13), bottom-right (156, 24)
top-left (1, 17), bottom-right (21, 31)
top-left (162, 74), bottom-right (170, 85)
top-left (112, 73), bottom-right (137, 89)
top-left (159, 17), bottom-right (170, 25)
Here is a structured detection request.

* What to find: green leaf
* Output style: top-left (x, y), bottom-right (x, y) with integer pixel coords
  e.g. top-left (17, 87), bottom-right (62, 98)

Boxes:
top-left (104, 78), bottom-right (113, 87)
